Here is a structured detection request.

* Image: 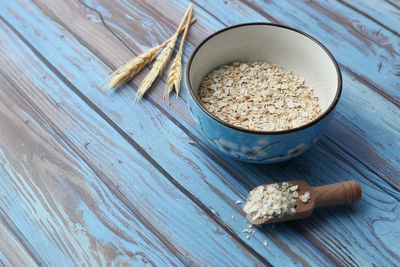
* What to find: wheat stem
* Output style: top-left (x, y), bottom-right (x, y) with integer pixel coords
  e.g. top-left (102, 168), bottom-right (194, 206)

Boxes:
top-left (165, 6), bottom-right (194, 101)
top-left (135, 4), bottom-right (193, 102)
top-left (107, 16), bottom-right (196, 90)
top-left (178, 9), bottom-right (193, 52)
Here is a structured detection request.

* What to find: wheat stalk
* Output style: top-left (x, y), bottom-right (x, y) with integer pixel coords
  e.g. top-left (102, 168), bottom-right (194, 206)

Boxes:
top-left (134, 35), bottom-right (178, 101)
top-left (165, 7), bottom-right (194, 101)
top-left (135, 4), bottom-right (193, 102)
top-left (107, 16), bottom-right (196, 90)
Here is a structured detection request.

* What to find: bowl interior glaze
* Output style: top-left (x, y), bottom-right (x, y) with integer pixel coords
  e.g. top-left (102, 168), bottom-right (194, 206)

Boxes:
top-left (187, 23), bottom-right (340, 124)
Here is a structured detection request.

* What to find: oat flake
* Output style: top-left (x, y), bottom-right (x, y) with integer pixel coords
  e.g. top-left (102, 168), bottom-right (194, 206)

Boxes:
top-left (243, 183), bottom-right (298, 221)
top-left (199, 61), bottom-right (321, 131)
top-left (299, 191), bottom-right (311, 203)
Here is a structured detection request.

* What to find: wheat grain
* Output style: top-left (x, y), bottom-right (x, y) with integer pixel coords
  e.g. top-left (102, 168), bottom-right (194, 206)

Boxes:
top-left (165, 6), bottom-right (194, 101)
top-left (135, 35), bottom-right (178, 101)
top-left (107, 44), bottom-right (163, 89)
top-left (165, 50), bottom-right (182, 101)
top-left (107, 16), bottom-right (196, 90)
top-left (135, 4), bottom-right (193, 101)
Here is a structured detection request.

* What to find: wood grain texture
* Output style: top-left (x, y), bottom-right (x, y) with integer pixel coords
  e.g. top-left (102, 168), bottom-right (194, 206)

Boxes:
top-left (2, 1), bottom-right (333, 266)
top-left (312, 181), bottom-right (362, 208)
top-left (1, 0), bottom-right (400, 266)
top-left (0, 85), bottom-right (182, 266)
top-left (184, 0), bottom-right (400, 186)
top-left (0, 257), bottom-right (6, 267)
top-left (30, 0), bottom-right (400, 189)
top-left (2, 0), bottom-right (400, 266)
top-left (387, 0), bottom-right (400, 9)
top-left (0, 10), bottom-right (267, 267)
top-left (0, 222), bottom-right (39, 267)
top-left (0, 43), bottom-right (184, 267)
top-left (195, 0), bottom-right (400, 106)
top-left (0, 0), bottom-right (354, 264)
top-left (65, 0), bottom-right (400, 192)
top-left (157, 0), bottom-right (400, 189)
top-left (339, 0), bottom-right (400, 37)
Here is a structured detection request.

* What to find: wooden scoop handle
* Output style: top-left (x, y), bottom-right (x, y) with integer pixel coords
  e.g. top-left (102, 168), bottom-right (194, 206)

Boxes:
top-left (313, 181), bottom-right (362, 208)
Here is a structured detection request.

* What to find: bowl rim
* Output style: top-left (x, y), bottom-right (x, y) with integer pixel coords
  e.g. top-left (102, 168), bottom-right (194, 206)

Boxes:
top-left (185, 22), bottom-right (342, 135)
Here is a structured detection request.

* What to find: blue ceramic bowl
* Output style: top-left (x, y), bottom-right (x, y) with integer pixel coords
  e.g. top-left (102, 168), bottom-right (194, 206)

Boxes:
top-left (185, 23), bottom-right (342, 164)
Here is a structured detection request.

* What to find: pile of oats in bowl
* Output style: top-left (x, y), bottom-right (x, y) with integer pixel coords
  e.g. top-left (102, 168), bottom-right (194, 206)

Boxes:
top-left (199, 61), bottom-right (321, 131)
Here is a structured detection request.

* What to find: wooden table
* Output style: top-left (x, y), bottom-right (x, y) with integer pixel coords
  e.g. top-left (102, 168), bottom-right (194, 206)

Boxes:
top-left (0, 0), bottom-right (399, 266)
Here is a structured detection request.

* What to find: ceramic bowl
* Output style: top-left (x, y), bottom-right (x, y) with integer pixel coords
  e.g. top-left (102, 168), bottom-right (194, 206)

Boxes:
top-left (185, 23), bottom-right (342, 164)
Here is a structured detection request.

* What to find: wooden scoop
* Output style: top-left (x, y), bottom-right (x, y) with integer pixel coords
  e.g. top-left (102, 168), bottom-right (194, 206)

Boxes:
top-left (247, 180), bottom-right (362, 225)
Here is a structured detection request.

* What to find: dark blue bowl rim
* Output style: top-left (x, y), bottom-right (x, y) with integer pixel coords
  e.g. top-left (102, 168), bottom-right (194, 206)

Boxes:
top-left (185, 22), bottom-right (342, 135)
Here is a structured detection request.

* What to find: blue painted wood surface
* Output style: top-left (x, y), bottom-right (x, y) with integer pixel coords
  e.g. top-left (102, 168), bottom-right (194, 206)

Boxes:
top-left (341, 0), bottom-right (400, 36)
top-left (0, 10), bottom-right (266, 267)
top-left (0, 0), bottom-right (399, 266)
top-left (0, 21), bottom-right (186, 266)
top-left (0, 222), bottom-right (38, 267)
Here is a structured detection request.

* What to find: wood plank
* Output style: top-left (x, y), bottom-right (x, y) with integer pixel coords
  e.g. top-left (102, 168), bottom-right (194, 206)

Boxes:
top-left (29, 0), bottom-right (400, 190)
top-left (5, 0), bottom-right (400, 265)
top-left (62, 0), bottom-right (400, 189)
top-left (168, 0), bottom-right (400, 184)
top-left (0, 62), bottom-right (184, 266)
top-left (4, 1), bottom-right (335, 265)
top-left (0, 14), bottom-right (267, 267)
top-left (306, 0), bottom-right (400, 53)
top-left (0, 257), bottom-right (8, 267)
top-left (162, 0), bottom-right (400, 184)
top-left (0, 222), bottom-right (39, 267)
top-left (181, 0), bottom-right (400, 184)
top-left (339, 0), bottom-right (400, 37)
top-left (387, 0), bottom-right (400, 10)
top-left (0, 85), bottom-right (182, 266)
top-left (0, 0), bottom-right (345, 264)
top-left (71, 0), bottom-right (400, 193)
top-left (193, 0), bottom-right (400, 107)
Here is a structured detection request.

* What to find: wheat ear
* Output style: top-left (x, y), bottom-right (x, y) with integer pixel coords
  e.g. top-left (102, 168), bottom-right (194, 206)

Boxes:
top-left (107, 43), bottom-right (163, 89)
top-left (165, 7), bottom-right (194, 101)
top-left (164, 50), bottom-right (182, 102)
top-left (135, 4), bottom-right (193, 102)
top-left (107, 17), bottom-right (197, 90)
